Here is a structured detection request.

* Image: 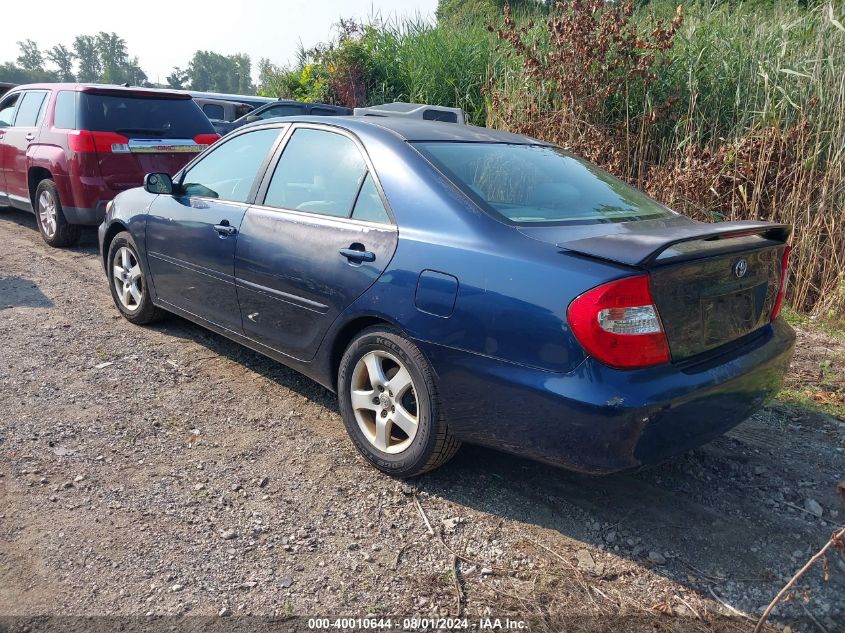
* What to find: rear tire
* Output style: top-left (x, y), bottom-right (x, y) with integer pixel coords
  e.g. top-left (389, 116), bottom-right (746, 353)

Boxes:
top-left (338, 327), bottom-right (460, 477)
top-left (34, 179), bottom-right (81, 248)
top-left (106, 231), bottom-right (164, 325)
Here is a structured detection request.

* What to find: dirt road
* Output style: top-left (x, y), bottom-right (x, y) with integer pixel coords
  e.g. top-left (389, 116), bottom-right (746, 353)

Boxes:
top-left (1, 208), bottom-right (843, 631)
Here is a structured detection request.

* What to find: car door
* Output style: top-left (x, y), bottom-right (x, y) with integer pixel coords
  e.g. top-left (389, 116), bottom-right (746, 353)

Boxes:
top-left (145, 126), bottom-right (283, 332)
top-left (0, 91), bottom-right (22, 206)
top-left (1, 90), bottom-right (49, 208)
top-left (234, 125), bottom-right (398, 361)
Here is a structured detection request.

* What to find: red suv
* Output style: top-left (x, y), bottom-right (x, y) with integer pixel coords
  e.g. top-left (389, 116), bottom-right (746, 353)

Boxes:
top-left (0, 84), bottom-right (219, 247)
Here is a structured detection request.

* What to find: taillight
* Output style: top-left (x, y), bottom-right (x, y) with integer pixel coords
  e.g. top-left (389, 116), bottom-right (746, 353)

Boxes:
top-left (193, 133), bottom-right (220, 147)
top-left (567, 274), bottom-right (671, 369)
top-left (770, 245), bottom-right (792, 321)
top-left (67, 130), bottom-right (130, 153)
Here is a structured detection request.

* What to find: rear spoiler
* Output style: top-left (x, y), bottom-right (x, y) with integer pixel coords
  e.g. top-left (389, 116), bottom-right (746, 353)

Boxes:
top-left (558, 220), bottom-right (792, 268)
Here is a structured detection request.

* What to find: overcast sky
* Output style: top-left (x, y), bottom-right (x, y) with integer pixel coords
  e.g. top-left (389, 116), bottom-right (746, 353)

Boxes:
top-left (2, 0), bottom-right (439, 83)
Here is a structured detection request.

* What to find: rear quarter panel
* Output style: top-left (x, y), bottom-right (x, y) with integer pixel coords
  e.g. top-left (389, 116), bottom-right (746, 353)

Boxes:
top-left (316, 128), bottom-right (636, 376)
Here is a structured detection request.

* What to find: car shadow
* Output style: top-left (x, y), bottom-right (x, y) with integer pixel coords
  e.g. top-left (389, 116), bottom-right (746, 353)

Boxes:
top-left (0, 277), bottom-right (54, 309)
top-left (147, 301), bottom-right (843, 621)
top-left (0, 206), bottom-right (100, 253)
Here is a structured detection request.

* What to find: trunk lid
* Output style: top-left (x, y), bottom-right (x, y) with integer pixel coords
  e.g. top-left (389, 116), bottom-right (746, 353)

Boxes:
top-left (77, 89), bottom-right (216, 192)
top-left (532, 219), bottom-right (791, 363)
top-left (97, 140), bottom-right (205, 193)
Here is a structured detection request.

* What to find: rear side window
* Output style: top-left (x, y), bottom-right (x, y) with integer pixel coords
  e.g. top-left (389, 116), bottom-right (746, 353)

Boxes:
top-left (263, 128), bottom-right (366, 218)
top-left (351, 174), bottom-right (390, 224)
top-left (202, 103), bottom-right (225, 120)
top-left (54, 91), bottom-right (77, 129)
top-left (14, 91), bottom-right (48, 127)
top-left (414, 142), bottom-right (673, 225)
top-left (0, 93), bottom-right (19, 127)
top-left (78, 93), bottom-right (215, 138)
top-left (311, 107), bottom-right (339, 116)
top-left (260, 104), bottom-right (305, 119)
top-left (423, 109), bottom-right (457, 123)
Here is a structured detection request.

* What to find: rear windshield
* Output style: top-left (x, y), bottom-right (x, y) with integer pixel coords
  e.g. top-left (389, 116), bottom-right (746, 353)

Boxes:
top-left (413, 142), bottom-right (674, 225)
top-left (79, 93), bottom-right (214, 138)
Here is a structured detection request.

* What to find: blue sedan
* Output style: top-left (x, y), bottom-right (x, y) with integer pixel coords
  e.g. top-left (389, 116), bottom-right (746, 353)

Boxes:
top-left (98, 117), bottom-right (795, 477)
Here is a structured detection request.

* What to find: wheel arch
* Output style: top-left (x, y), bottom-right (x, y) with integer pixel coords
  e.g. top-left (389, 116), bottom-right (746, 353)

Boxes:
top-left (328, 314), bottom-right (408, 391)
top-left (101, 221), bottom-right (129, 269)
top-left (28, 167), bottom-right (53, 207)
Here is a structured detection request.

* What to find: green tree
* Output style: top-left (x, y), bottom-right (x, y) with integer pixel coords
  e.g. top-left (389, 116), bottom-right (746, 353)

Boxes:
top-left (73, 35), bottom-right (101, 82)
top-left (166, 66), bottom-right (189, 90)
top-left (96, 32), bottom-right (129, 83)
top-left (185, 50), bottom-right (255, 94)
top-left (0, 62), bottom-right (56, 84)
top-left (124, 56), bottom-right (148, 86)
top-left (46, 44), bottom-right (76, 81)
top-left (16, 39), bottom-right (44, 72)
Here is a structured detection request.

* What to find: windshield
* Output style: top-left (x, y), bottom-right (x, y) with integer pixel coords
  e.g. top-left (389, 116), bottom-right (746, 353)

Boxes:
top-left (413, 142), bottom-right (674, 225)
top-left (79, 93), bottom-right (214, 139)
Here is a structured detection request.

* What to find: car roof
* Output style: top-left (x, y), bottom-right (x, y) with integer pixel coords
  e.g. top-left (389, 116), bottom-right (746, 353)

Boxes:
top-left (8, 83), bottom-right (192, 100)
top-left (245, 114), bottom-right (547, 145)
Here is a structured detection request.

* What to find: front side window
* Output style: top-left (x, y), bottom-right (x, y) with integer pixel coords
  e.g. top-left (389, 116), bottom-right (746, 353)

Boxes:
top-left (181, 128), bottom-right (280, 202)
top-left (14, 91), bottom-right (48, 128)
top-left (0, 93), bottom-right (19, 127)
top-left (413, 142), bottom-right (674, 225)
top-left (263, 128), bottom-right (367, 218)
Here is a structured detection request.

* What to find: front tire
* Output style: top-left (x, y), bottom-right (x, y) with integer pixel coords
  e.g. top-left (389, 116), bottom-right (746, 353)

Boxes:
top-left (106, 231), bottom-right (164, 325)
top-left (338, 327), bottom-right (460, 477)
top-left (34, 179), bottom-right (81, 247)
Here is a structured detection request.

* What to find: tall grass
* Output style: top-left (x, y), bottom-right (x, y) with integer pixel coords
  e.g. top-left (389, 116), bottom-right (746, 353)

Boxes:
top-left (261, 1), bottom-right (845, 319)
top-left (358, 19), bottom-right (491, 126)
top-left (487, 1), bottom-right (845, 319)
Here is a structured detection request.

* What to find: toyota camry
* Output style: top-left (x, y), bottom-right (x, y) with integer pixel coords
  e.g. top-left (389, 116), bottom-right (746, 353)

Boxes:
top-left (98, 116), bottom-right (795, 477)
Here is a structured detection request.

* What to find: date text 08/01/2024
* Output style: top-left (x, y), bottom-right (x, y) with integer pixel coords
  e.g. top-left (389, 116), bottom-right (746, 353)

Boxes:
top-left (307, 618), bottom-right (527, 630)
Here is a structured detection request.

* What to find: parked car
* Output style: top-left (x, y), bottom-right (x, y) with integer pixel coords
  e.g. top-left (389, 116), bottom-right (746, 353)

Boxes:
top-left (214, 99), bottom-right (351, 135)
top-left (187, 90), bottom-right (275, 111)
top-left (0, 83), bottom-right (219, 247)
top-left (0, 82), bottom-right (16, 98)
top-left (194, 97), bottom-right (254, 124)
top-left (354, 101), bottom-right (465, 124)
top-left (99, 117), bottom-right (795, 477)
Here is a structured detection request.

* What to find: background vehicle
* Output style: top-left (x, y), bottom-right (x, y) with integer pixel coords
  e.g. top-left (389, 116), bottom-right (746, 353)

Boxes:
top-left (0, 83), bottom-right (219, 247)
top-left (193, 97), bottom-right (254, 132)
top-left (214, 99), bottom-right (351, 135)
top-left (0, 82), bottom-right (15, 98)
top-left (186, 90), bottom-right (275, 111)
top-left (99, 117), bottom-right (794, 478)
top-left (353, 102), bottom-right (465, 124)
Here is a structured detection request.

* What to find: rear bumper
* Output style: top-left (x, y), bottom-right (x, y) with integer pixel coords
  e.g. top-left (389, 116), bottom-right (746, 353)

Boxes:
top-left (417, 319), bottom-right (795, 474)
top-left (55, 173), bottom-right (115, 225)
top-left (64, 201), bottom-right (109, 225)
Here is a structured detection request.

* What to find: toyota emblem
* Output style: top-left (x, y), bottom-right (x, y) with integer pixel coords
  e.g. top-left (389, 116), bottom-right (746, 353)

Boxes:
top-left (733, 259), bottom-right (748, 278)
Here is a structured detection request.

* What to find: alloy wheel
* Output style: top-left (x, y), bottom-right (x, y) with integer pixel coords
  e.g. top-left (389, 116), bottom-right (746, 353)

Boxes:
top-left (112, 247), bottom-right (144, 312)
top-left (38, 190), bottom-right (58, 238)
top-left (350, 350), bottom-right (419, 454)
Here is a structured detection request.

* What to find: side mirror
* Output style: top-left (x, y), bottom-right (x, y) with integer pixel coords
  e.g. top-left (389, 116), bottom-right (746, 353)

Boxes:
top-left (144, 173), bottom-right (173, 195)
top-left (245, 114), bottom-right (261, 123)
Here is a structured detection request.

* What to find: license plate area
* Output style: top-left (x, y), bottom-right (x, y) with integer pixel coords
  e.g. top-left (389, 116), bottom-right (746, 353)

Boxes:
top-left (700, 284), bottom-right (763, 347)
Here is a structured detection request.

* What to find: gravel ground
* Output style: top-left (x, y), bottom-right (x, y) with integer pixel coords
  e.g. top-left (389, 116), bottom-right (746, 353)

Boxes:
top-left (0, 208), bottom-right (843, 632)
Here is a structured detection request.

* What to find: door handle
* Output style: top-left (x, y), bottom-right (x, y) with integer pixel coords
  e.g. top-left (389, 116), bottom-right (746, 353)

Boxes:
top-left (339, 246), bottom-right (376, 263)
top-left (25, 133), bottom-right (35, 141)
top-left (213, 221), bottom-right (237, 237)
